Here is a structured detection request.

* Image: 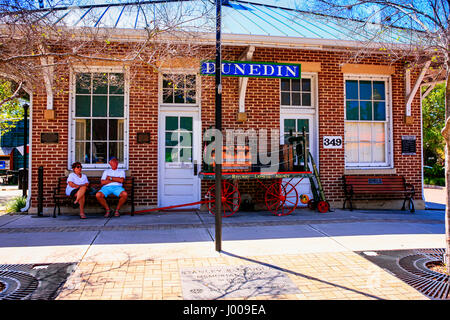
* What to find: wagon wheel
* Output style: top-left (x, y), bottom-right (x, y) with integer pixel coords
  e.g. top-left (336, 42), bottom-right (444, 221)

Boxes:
top-left (317, 200), bottom-right (330, 213)
top-left (206, 181), bottom-right (241, 217)
top-left (265, 181), bottom-right (299, 216)
top-left (307, 199), bottom-right (316, 210)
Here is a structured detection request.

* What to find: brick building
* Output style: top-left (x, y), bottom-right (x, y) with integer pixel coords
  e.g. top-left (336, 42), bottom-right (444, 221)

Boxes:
top-left (14, 1), bottom-right (428, 214)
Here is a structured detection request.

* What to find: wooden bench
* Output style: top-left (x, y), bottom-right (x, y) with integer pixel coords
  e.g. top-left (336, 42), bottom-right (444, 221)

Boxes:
top-left (342, 175), bottom-right (415, 212)
top-left (53, 176), bottom-right (135, 217)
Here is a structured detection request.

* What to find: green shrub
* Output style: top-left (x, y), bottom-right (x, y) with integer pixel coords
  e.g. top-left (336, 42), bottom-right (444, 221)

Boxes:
top-left (424, 164), bottom-right (445, 186)
top-left (5, 196), bottom-right (27, 213)
top-left (424, 176), bottom-right (445, 186)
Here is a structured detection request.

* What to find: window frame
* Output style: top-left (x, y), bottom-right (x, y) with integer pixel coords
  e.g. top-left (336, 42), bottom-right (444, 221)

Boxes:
top-left (159, 72), bottom-right (200, 108)
top-left (280, 73), bottom-right (315, 109)
top-left (68, 66), bottom-right (129, 170)
top-left (344, 74), bottom-right (393, 169)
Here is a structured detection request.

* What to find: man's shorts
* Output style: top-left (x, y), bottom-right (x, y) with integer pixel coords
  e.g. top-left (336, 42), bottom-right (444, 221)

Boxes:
top-left (98, 185), bottom-right (125, 198)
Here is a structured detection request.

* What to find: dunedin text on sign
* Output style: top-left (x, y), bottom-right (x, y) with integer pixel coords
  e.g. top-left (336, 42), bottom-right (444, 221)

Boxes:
top-left (201, 60), bottom-right (301, 79)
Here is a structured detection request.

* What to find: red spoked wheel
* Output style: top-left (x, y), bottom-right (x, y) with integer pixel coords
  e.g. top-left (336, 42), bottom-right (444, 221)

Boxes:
top-left (205, 181), bottom-right (241, 217)
top-left (307, 199), bottom-right (316, 210)
top-left (317, 200), bottom-right (330, 213)
top-left (264, 181), bottom-right (299, 216)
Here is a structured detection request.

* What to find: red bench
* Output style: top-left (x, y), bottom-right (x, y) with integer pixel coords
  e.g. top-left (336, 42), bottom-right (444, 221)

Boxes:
top-left (343, 175), bottom-right (415, 212)
top-left (53, 176), bottom-right (135, 217)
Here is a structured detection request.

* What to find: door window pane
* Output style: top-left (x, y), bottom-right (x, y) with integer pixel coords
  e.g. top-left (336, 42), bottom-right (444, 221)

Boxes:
top-left (165, 132), bottom-right (178, 146)
top-left (179, 132), bottom-right (193, 147)
top-left (180, 147), bottom-right (192, 162)
top-left (165, 148), bottom-right (178, 162)
top-left (284, 119), bottom-right (296, 133)
top-left (166, 117), bottom-right (178, 130)
top-left (180, 117), bottom-right (193, 131)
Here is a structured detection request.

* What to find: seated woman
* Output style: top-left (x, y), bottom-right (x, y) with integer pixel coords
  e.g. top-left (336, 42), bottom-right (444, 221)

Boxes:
top-left (66, 162), bottom-right (89, 219)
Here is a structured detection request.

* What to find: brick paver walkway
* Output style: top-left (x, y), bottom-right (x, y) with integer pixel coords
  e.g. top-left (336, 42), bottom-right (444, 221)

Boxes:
top-left (56, 251), bottom-right (427, 300)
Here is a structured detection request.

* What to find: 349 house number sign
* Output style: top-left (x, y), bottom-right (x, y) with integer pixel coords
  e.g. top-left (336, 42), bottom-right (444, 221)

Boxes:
top-left (323, 136), bottom-right (343, 149)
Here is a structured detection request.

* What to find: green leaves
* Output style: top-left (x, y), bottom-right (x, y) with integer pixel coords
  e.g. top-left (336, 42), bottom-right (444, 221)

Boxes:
top-left (422, 83), bottom-right (445, 165)
top-left (0, 80), bottom-right (25, 137)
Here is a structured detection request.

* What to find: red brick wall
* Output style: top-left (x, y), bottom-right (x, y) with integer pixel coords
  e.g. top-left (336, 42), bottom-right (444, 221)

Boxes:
top-left (29, 45), bottom-right (423, 211)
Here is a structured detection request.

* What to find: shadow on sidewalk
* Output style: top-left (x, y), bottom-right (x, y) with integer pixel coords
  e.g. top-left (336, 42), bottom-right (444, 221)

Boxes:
top-left (220, 251), bottom-right (383, 300)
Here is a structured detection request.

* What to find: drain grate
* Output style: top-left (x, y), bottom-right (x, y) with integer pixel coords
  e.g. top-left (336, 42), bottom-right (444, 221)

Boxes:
top-left (0, 263), bottom-right (75, 300)
top-left (358, 248), bottom-right (450, 300)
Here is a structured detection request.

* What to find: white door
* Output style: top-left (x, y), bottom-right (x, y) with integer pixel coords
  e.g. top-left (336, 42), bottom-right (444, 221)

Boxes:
top-left (158, 111), bottom-right (200, 208)
top-left (280, 115), bottom-right (316, 207)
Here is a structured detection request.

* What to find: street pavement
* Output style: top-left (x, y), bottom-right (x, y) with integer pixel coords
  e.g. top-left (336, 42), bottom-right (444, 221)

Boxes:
top-left (0, 202), bottom-right (446, 300)
top-left (0, 186), bottom-right (446, 301)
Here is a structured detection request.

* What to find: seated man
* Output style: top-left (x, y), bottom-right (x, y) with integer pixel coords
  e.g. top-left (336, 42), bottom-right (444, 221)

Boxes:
top-left (96, 157), bottom-right (128, 218)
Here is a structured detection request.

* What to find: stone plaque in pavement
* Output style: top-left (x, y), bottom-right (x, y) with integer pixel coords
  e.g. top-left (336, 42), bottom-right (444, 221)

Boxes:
top-left (180, 265), bottom-right (300, 299)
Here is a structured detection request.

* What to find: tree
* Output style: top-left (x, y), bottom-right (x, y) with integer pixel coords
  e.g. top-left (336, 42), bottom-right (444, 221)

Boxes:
top-left (0, 79), bottom-right (28, 136)
top-left (422, 83), bottom-right (445, 166)
top-left (312, 0), bottom-right (450, 272)
top-left (0, 0), bottom-right (215, 105)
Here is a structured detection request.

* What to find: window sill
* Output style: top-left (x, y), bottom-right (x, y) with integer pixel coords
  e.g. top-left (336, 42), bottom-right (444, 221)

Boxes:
top-left (344, 168), bottom-right (396, 175)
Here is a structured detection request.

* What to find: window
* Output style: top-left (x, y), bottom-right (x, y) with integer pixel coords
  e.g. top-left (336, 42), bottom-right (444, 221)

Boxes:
top-left (165, 116), bottom-right (193, 163)
top-left (280, 78), bottom-right (311, 107)
top-left (162, 74), bottom-right (196, 104)
top-left (72, 71), bottom-right (126, 166)
top-left (282, 118), bottom-right (311, 167)
top-left (344, 77), bottom-right (390, 167)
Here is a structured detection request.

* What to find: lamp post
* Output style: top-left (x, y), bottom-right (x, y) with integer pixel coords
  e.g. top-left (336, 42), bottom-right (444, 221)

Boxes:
top-left (22, 103), bottom-right (28, 198)
top-left (214, 0), bottom-right (223, 252)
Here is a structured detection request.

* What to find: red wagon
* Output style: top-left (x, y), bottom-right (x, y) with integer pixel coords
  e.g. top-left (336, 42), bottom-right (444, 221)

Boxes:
top-left (199, 171), bottom-right (314, 217)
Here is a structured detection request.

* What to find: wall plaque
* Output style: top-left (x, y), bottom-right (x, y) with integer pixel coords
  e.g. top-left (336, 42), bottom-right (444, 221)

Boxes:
top-left (41, 132), bottom-right (59, 144)
top-left (180, 265), bottom-right (300, 299)
top-left (401, 135), bottom-right (416, 155)
top-left (137, 132), bottom-right (151, 144)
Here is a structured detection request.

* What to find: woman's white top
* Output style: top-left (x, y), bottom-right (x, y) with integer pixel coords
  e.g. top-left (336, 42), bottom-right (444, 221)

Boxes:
top-left (65, 173), bottom-right (89, 196)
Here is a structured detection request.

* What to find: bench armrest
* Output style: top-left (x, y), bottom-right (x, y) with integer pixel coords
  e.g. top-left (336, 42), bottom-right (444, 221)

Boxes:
top-left (405, 183), bottom-right (415, 195)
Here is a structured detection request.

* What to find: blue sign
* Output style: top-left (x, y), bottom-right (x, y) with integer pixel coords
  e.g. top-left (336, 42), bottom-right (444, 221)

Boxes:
top-left (201, 60), bottom-right (301, 79)
top-left (0, 161), bottom-right (5, 169)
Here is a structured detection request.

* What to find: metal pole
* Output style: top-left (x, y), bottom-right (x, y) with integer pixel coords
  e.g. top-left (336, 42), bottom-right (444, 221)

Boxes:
top-left (214, 0), bottom-right (223, 252)
top-left (38, 166), bottom-right (43, 217)
top-left (22, 103), bottom-right (28, 198)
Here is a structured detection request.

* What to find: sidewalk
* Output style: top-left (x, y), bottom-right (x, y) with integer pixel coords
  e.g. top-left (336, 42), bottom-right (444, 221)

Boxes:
top-left (0, 206), bottom-right (445, 300)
